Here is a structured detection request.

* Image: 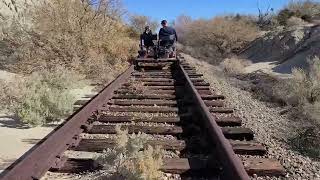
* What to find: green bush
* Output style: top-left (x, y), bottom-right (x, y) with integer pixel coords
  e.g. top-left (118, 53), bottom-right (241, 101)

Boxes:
top-left (1, 68), bottom-right (86, 127)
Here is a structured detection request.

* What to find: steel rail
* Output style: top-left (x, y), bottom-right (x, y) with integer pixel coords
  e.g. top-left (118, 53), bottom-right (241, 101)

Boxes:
top-left (179, 62), bottom-right (250, 180)
top-left (0, 65), bottom-right (134, 180)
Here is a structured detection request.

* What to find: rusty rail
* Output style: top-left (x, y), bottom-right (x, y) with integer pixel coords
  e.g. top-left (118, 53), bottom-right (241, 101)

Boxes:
top-left (179, 62), bottom-right (250, 180)
top-left (0, 65), bottom-right (134, 180)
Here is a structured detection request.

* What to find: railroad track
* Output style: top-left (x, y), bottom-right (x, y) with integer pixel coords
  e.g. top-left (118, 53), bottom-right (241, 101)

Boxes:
top-left (0, 55), bottom-right (285, 180)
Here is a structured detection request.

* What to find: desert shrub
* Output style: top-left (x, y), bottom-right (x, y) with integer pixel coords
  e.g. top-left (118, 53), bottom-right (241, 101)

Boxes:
top-left (179, 16), bottom-right (259, 64)
top-left (274, 68), bottom-right (311, 106)
top-left (274, 57), bottom-right (320, 106)
top-left (129, 15), bottom-right (158, 34)
top-left (288, 0), bottom-right (320, 19)
top-left (1, 67), bottom-right (86, 126)
top-left (277, 0), bottom-right (320, 25)
top-left (0, 79), bottom-right (24, 112)
top-left (0, 0), bottom-right (137, 83)
top-left (289, 127), bottom-right (320, 160)
top-left (95, 125), bottom-right (164, 179)
top-left (277, 8), bottom-right (296, 26)
top-left (220, 57), bottom-right (252, 75)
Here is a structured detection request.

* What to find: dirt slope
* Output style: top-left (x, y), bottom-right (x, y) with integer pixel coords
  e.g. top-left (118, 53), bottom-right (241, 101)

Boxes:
top-left (240, 24), bottom-right (320, 74)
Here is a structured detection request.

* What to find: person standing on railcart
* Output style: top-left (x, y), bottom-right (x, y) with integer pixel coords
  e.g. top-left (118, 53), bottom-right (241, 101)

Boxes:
top-left (158, 20), bottom-right (178, 58)
top-left (159, 20), bottom-right (178, 45)
top-left (140, 26), bottom-right (155, 53)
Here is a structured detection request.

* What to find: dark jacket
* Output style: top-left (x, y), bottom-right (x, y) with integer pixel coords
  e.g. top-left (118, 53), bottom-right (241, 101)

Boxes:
top-left (140, 31), bottom-right (154, 47)
top-left (159, 26), bottom-right (178, 42)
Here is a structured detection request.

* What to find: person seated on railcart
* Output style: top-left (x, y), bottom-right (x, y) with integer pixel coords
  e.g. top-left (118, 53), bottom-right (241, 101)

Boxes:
top-left (158, 20), bottom-right (178, 58)
top-left (140, 26), bottom-right (155, 55)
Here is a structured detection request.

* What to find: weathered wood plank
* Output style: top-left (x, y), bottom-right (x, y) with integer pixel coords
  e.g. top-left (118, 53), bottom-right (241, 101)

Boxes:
top-left (109, 99), bottom-right (177, 106)
top-left (222, 127), bottom-right (254, 140)
top-left (142, 86), bottom-right (176, 90)
top-left (131, 78), bottom-right (174, 82)
top-left (53, 158), bottom-right (213, 174)
top-left (188, 74), bottom-right (203, 77)
top-left (109, 106), bottom-right (179, 113)
top-left (113, 94), bottom-right (176, 100)
top-left (73, 139), bottom-right (186, 152)
top-left (115, 89), bottom-right (176, 95)
top-left (97, 115), bottom-right (180, 123)
top-left (88, 125), bottom-right (183, 135)
top-left (230, 140), bottom-right (267, 155)
top-left (132, 75), bottom-right (173, 78)
top-left (215, 116), bottom-right (242, 127)
top-left (54, 158), bottom-right (285, 177)
top-left (204, 100), bottom-right (224, 107)
top-left (160, 158), bottom-right (215, 174)
top-left (201, 95), bottom-right (226, 100)
top-left (244, 158), bottom-right (286, 176)
top-left (210, 108), bottom-right (234, 114)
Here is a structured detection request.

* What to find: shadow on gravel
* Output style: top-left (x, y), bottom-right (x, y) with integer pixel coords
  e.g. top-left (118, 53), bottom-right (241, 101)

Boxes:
top-left (289, 127), bottom-right (320, 161)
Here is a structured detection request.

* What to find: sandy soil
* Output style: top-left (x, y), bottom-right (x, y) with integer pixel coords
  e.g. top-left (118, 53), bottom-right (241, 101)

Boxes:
top-left (0, 70), bottom-right (17, 81)
top-left (0, 116), bottom-right (55, 171)
top-left (244, 62), bottom-right (292, 79)
top-left (183, 53), bottom-right (320, 180)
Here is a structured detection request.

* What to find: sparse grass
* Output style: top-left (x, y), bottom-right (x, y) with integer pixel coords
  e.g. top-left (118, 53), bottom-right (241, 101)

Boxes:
top-left (178, 16), bottom-right (259, 64)
top-left (95, 125), bottom-right (164, 179)
top-left (220, 57), bottom-right (252, 75)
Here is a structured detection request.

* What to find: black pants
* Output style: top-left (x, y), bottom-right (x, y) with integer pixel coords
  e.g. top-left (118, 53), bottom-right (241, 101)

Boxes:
top-left (160, 40), bottom-right (174, 48)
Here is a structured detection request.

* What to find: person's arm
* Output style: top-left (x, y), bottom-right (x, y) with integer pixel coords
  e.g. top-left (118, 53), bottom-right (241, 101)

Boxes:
top-left (140, 34), bottom-right (144, 50)
top-left (140, 34), bottom-right (143, 44)
top-left (174, 29), bottom-right (178, 42)
top-left (158, 28), bottom-right (163, 39)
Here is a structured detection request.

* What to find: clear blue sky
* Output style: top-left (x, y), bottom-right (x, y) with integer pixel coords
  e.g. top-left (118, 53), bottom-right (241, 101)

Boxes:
top-left (123, 0), bottom-right (319, 22)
